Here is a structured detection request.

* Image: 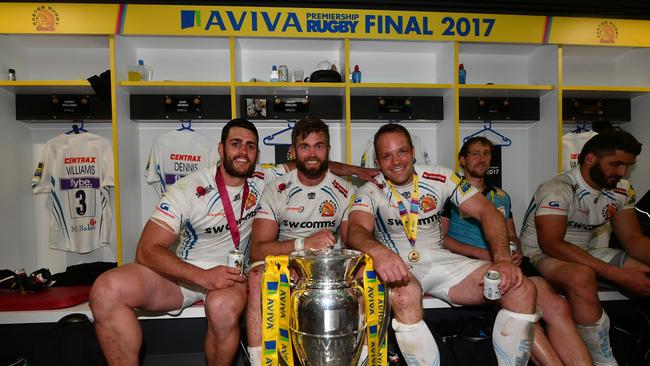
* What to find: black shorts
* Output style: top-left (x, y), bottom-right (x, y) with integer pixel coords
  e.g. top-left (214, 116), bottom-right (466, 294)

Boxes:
top-left (520, 257), bottom-right (542, 277)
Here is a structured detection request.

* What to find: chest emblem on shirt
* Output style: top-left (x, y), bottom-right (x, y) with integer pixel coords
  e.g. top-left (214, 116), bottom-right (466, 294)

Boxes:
top-left (319, 200), bottom-right (338, 217)
top-left (308, 192), bottom-right (316, 199)
top-left (420, 195), bottom-right (437, 213)
top-left (602, 203), bottom-right (619, 221)
top-left (245, 193), bottom-right (257, 210)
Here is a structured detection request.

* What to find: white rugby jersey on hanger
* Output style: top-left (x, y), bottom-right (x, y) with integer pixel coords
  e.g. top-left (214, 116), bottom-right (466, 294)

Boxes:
top-left (32, 132), bottom-right (115, 253)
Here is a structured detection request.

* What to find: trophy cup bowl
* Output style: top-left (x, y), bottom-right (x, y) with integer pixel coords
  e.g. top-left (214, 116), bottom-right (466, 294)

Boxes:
top-left (289, 249), bottom-right (366, 366)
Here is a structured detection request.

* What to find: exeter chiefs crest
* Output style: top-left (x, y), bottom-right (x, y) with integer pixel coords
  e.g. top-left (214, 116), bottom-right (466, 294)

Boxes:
top-left (420, 194), bottom-right (437, 213)
top-left (319, 200), bottom-right (338, 217)
top-left (245, 193), bottom-right (257, 210)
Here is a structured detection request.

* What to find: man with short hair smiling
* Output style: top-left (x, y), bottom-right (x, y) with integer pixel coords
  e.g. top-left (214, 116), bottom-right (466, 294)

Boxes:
top-left (245, 117), bottom-right (356, 366)
top-left (520, 129), bottom-right (650, 366)
top-left (347, 123), bottom-right (539, 366)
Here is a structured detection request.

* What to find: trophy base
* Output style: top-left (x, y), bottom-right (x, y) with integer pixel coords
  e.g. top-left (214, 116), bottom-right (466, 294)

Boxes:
top-left (290, 328), bottom-right (366, 366)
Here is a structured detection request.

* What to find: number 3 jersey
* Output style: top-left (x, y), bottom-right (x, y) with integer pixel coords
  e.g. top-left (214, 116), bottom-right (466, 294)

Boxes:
top-left (144, 130), bottom-right (219, 197)
top-left (32, 133), bottom-right (115, 253)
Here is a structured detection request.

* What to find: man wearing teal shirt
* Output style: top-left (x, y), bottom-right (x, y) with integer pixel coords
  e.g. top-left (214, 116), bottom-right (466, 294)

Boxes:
top-left (441, 136), bottom-right (592, 366)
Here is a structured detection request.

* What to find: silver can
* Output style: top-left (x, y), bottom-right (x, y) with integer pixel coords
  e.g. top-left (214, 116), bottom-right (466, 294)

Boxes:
top-left (278, 65), bottom-right (289, 82)
top-left (483, 270), bottom-right (501, 300)
top-left (228, 249), bottom-right (244, 270)
top-left (509, 241), bottom-right (518, 256)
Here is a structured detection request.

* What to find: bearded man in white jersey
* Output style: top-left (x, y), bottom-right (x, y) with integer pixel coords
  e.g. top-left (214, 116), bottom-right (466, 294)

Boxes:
top-left (245, 118), bottom-right (355, 366)
top-left (520, 129), bottom-right (650, 366)
top-left (90, 118), bottom-right (376, 366)
top-left (348, 123), bottom-right (539, 366)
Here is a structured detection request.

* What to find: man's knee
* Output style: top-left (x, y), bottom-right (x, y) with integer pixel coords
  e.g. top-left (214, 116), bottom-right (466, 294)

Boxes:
top-left (205, 291), bottom-right (245, 328)
top-left (503, 277), bottom-right (537, 311)
top-left (89, 270), bottom-right (125, 315)
top-left (563, 264), bottom-right (599, 301)
top-left (391, 283), bottom-right (422, 314)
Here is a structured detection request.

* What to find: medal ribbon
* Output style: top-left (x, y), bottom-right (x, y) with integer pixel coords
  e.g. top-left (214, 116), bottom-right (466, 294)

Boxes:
top-left (215, 165), bottom-right (250, 250)
top-left (385, 174), bottom-right (419, 247)
top-left (261, 256), bottom-right (281, 366)
top-left (364, 255), bottom-right (387, 366)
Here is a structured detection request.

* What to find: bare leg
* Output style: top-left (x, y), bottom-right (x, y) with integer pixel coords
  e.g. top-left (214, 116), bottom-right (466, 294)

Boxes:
top-left (529, 323), bottom-right (562, 366)
top-left (204, 281), bottom-right (247, 366)
top-left (450, 264), bottom-right (537, 366)
top-left (536, 258), bottom-right (601, 325)
top-left (89, 263), bottom-right (184, 366)
top-left (245, 265), bottom-right (263, 349)
top-left (530, 276), bottom-right (592, 366)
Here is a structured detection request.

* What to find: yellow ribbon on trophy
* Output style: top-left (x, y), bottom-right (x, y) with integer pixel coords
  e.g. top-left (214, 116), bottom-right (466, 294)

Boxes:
top-left (277, 257), bottom-right (293, 366)
top-left (262, 256), bottom-right (293, 366)
top-left (364, 255), bottom-right (387, 366)
top-left (262, 254), bottom-right (387, 366)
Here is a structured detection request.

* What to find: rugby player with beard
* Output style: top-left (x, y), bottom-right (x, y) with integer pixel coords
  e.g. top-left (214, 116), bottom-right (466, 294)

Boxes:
top-left (91, 118), bottom-right (376, 366)
top-left (441, 137), bottom-right (591, 366)
top-left (245, 118), bottom-right (355, 366)
top-left (520, 129), bottom-right (650, 366)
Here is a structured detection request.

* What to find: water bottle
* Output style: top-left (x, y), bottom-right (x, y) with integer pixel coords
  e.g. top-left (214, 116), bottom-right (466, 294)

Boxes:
top-left (351, 65), bottom-right (361, 83)
top-left (138, 59), bottom-right (153, 81)
top-left (270, 65), bottom-right (279, 82)
top-left (458, 64), bottom-right (467, 84)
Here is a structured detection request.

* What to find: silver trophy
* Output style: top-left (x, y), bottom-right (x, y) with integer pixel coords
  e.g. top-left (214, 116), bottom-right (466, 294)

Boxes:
top-left (288, 249), bottom-right (390, 366)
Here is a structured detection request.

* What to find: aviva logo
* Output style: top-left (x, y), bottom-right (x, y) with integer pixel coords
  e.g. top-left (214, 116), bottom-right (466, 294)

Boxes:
top-left (279, 328), bottom-right (290, 341)
top-left (366, 270), bottom-right (377, 283)
top-left (266, 281), bottom-right (279, 295)
top-left (181, 10), bottom-right (202, 29)
top-left (264, 340), bottom-right (277, 354)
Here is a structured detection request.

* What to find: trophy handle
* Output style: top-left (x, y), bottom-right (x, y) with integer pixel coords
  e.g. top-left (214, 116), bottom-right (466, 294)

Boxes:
top-left (358, 286), bottom-right (392, 366)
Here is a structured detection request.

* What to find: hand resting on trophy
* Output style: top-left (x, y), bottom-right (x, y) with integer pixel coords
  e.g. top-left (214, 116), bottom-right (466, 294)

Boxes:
top-left (304, 229), bottom-right (337, 251)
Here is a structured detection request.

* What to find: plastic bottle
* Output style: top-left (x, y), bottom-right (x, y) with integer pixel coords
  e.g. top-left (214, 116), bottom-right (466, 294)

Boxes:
top-left (270, 65), bottom-right (279, 82)
top-left (138, 59), bottom-right (153, 81)
top-left (8, 68), bottom-right (16, 81)
top-left (352, 64), bottom-right (361, 83)
top-left (458, 64), bottom-right (467, 84)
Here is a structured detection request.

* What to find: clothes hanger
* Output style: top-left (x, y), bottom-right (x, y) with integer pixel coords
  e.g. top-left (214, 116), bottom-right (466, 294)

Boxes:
top-left (263, 121), bottom-right (295, 146)
top-left (176, 120), bottom-right (194, 131)
top-left (571, 121), bottom-right (590, 133)
top-left (463, 120), bottom-right (512, 146)
top-left (65, 120), bottom-right (88, 135)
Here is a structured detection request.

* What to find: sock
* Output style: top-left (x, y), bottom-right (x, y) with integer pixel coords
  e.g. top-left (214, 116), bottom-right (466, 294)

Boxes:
top-left (357, 345), bottom-right (368, 366)
top-left (247, 346), bottom-right (261, 366)
top-left (392, 319), bottom-right (440, 366)
top-left (492, 309), bottom-right (537, 366)
top-left (576, 311), bottom-right (618, 366)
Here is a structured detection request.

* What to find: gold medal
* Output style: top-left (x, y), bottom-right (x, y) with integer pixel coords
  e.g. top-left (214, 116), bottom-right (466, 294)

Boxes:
top-left (408, 250), bottom-right (420, 263)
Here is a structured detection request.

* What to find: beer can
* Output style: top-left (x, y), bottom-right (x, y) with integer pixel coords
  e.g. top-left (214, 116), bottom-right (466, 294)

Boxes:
top-left (483, 270), bottom-right (501, 300)
top-left (278, 65), bottom-right (289, 82)
top-left (509, 241), bottom-right (518, 256)
top-left (228, 249), bottom-right (244, 270)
